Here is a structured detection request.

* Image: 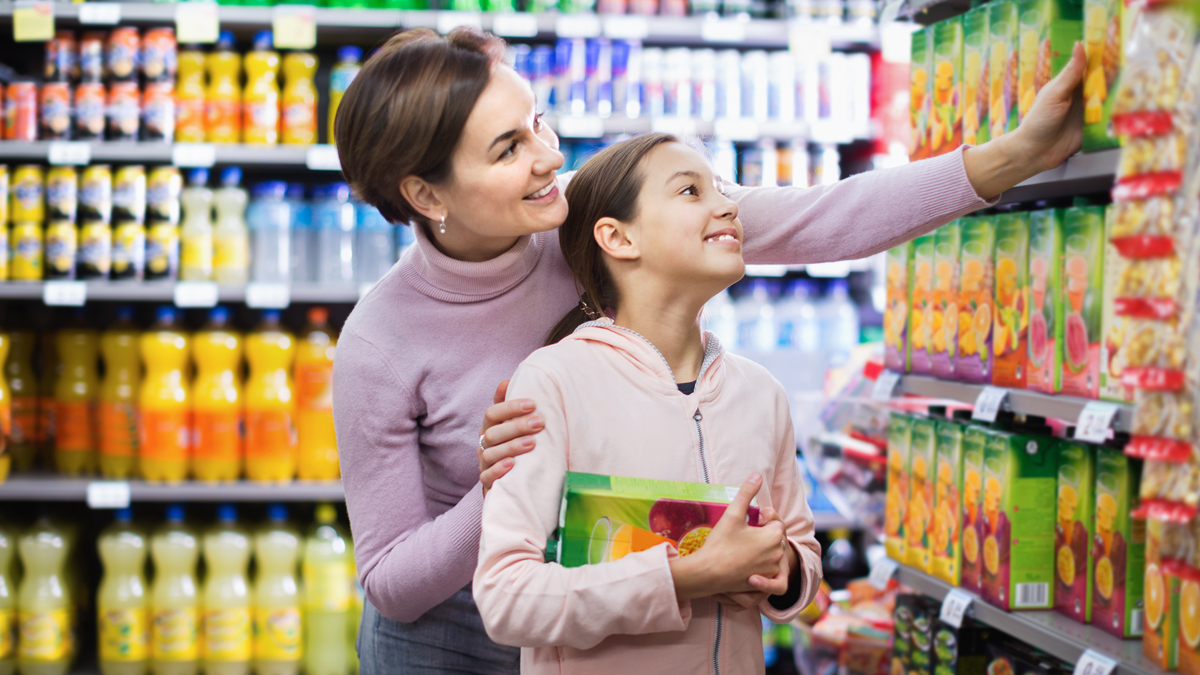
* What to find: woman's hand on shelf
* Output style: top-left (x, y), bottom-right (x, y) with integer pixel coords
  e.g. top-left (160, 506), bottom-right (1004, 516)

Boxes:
top-left (478, 379), bottom-right (542, 496)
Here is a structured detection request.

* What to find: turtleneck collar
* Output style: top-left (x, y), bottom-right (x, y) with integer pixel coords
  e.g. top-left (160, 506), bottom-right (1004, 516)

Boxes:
top-left (398, 222), bottom-right (548, 304)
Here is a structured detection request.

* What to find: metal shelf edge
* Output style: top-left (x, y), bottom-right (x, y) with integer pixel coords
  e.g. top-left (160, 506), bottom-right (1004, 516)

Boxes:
top-left (0, 475), bottom-right (345, 501)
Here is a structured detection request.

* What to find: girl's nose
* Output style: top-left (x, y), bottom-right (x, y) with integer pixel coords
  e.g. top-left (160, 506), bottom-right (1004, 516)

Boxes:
top-left (715, 194), bottom-right (738, 221)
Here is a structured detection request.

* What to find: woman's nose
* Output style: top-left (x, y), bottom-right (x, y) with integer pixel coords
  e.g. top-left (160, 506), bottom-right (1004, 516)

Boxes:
top-left (533, 132), bottom-right (565, 175)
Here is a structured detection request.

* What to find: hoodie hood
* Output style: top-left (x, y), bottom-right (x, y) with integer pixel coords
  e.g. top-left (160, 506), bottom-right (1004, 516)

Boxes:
top-left (561, 318), bottom-right (725, 397)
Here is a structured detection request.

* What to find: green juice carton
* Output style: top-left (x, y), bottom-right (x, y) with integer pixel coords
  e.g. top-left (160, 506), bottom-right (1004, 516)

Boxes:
top-left (1054, 437), bottom-right (1095, 623)
top-left (1027, 209), bottom-right (1064, 393)
top-left (1016, 0), bottom-right (1083, 124)
top-left (932, 222), bottom-right (962, 379)
top-left (980, 419), bottom-right (1057, 611)
top-left (907, 414), bottom-right (938, 572)
top-left (886, 242), bottom-right (914, 373)
top-left (551, 472), bottom-right (761, 568)
top-left (1094, 446), bottom-right (1145, 639)
top-left (992, 212), bottom-right (1030, 389)
top-left (932, 410), bottom-right (971, 586)
top-left (931, 18), bottom-right (965, 157)
top-left (962, 6), bottom-right (991, 146)
top-left (1082, 0), bottom-right (1124, 151)
top-left (887, 412), bottom-right (913, 562)
top-left (1059, 206), bottom-right (1106, 399)
top-left (988, 1), bottom-right (1020, 139)
top-left (960, 421), bottom-right (990, 594)
top-left (911, 596), bottom-right (939, 675)
top-left (956, 216), bottom-right (996, 384)
top-left (912, 28), bottom-right (934, 161)
top-left (911, 234), bottom-right (937, 375)
top-left (1100, 206), bottom-right (1134, 403)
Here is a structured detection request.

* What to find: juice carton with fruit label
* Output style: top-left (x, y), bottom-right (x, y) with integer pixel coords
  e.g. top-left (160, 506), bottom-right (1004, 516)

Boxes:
top-left (934, 618), bottom-right (991, 675)
top-left (912, 27), bottom-right (934, 161)
top-left (992, 212), bottom-right (1031, 389)
top-left (911, 596), bottom-right (939, 675)
top-left (1054, 438), bottom-right (1095, 622)
top-left (980, 422), bottom-right (1057, 610)
top-left (933, 222), bottom-right (963, 379)
top-left (960, 421), bottom-right (990, 594)
top-left (963, 6), bottom-right (992, 146)
top-left (908, 415), bottom-right (938, 572)
top-left (1016, 0), bottom-right (1083, 124)
top-left (1145, 517), bottom-right (1178, 666)
top-left (887, 412), bottom-right (913, 562)
top-left (931, 18), bottom-right (965, 157)
top-left (932, 412), bottom-right (969, 586)
top-left (1059, 206), bottom-right (1105, 399)
top-left (1095, 446), bottom-right (1145, 639)
top-left (956, 216), bottom-right (996, 383)
top-left (1028, 209), bottom-right (1064, 393)
top-left (989, 1), bottom-right (1020, 139)
top-left (551, 472), bottom-right (761, 567)
top-left (1180, 571), bottom-right (1200, 675)
top-left (912, 234), bottom-right (937, 375)
top-left (886, 241), bottom-right (914, 373)
top-left (1100, 206), bottom-right (1134, 403)
top-left (1082, 0), bottom-right (1124, 152)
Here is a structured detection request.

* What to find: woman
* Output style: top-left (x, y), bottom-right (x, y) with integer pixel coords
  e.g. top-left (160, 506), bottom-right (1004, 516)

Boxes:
top-left (332, 25), bottom-right (1084, 674)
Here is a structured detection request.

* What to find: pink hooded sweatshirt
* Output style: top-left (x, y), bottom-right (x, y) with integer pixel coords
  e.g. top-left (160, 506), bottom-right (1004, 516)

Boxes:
top-left (474, 319), bottom-right (822, 675)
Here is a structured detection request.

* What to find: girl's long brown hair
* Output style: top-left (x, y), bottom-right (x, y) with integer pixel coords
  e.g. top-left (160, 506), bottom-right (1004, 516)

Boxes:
top-left (546, 133), bottom-right (678, 345)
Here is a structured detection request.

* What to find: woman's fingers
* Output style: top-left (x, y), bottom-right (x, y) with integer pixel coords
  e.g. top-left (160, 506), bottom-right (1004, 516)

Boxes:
top-left (479, 398), bottom-right (537, 436)
top-left (480, 457), bottom-right (515, 494)
top-left (481, 413), bottom-right (544, 452)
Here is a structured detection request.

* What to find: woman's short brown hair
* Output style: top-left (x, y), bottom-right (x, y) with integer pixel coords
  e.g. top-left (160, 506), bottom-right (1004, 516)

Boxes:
top-left (334, 27), bottom-right (506, 225)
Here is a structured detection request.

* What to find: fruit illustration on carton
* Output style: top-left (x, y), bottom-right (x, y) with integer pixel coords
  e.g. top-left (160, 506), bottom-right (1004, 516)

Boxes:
top-left (931, 18), bottom-right (965, 157)
top-left (886, 242), bottom-right (914, 373)
top-left (963, 6), bottom-right (992, 146)
top-left (912, 27), bottom-right (934, 161)
top-left (989, 1), bottom-right (1020, 139)
top-left (956, 216), bottom-right (996, 383)
top-left (911, 234), bottom-right (937, 375)
top-left (932, 222), bottom-right (963, 379)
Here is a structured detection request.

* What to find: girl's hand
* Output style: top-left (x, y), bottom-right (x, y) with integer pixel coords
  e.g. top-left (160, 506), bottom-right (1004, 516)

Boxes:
top-left (478, 380), bottom-right (543, 495)
top-left (714, 507), bottom-right (792, 609)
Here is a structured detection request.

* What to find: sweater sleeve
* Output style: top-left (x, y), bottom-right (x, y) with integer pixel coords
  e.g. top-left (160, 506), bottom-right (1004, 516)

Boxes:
top-left (737, 146), bottom-right (998, 266)
top-left (473, 362), bottom-right (692, 650)
top-left (333, 327), bottom-right (486, 623)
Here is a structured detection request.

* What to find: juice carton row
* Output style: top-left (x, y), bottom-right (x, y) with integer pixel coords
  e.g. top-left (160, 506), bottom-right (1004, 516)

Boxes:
top-left (892, 605), bottom-right (1077, 675)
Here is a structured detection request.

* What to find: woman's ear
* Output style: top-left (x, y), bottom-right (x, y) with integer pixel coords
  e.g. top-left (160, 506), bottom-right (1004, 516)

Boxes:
top-left (594, 217), bottom-right (639, 261)
top-left (399, 175), bottom-right (446, 223)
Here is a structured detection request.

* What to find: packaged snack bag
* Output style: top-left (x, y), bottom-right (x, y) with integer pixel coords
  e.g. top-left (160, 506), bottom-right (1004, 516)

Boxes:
top-left (989, 1), bottom-right (1021, 139)
top-left (911, 595), bottom-right (939, 675)
top-left (960, 421), bottom-right (989, 594)
top-left (894, 595), bottom-right (918, 675)
top-left (1059, 205), bottom-right (1106, 399)
top-left (932, 222), bottom-right (963, 379)
top-left (1082, 0), bottom-right (1125, 151)
top-left (962, 6), bottom-right (991, 146)
top-left (956, 216), bottom-right (996, 383)
top-left (1094, 446), bottom-right (1145, 639)
top-left (932, 410), bottom-right (970, 586)
top-left (908, 414), bottom-right (938, 572)
top-left (1016, 0), bottom-right (1083, 124)
top-left (1112, 5), bottom-right (1199, 137)
top-left (1054, 437), bottom-right (1096, 623)
top-left (1101, 207), bottom-right (1136, 403)
top-left (887, 412), bottom-right (913, 562)
top-left (992, 212), bottom-right (1030, 389)
top-left (911, 234), bottom-right (937, 376)
top-left (912, 27), bottom-right (934, 161)
top-left (1028, 209), bottom-right (1064, 393)
top-left (933, 618), bottom-right (992, 675)
top-left (886, 241), bottom-right (914, 373)
top-left (931, 18), bottom-right (965, 157)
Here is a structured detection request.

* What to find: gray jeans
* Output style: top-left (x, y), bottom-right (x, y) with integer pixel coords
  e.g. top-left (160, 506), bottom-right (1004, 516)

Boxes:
top-left (357, 587), bottom-right (521, 675)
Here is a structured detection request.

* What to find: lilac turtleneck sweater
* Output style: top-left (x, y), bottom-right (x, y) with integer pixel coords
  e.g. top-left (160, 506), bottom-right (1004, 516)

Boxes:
top-left (332, 147), bottom-right (993, 623)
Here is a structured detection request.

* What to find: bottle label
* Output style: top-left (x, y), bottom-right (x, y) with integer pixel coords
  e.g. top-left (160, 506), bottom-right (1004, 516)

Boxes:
top-left (203, 608), bottom-right (251, 661)
top-left (55, 400), bottom-right (95, 453)
top-left (11, 222), bottom-right (43, 281)
top-left (295, 361), bottom-right (333, 412)
top-left (45, 221), bottom-right (78, 276)
top-left (282, 102), bottom-right (315, 144)
top-left (253, 607), bottom-right (302, 660)
top-left (152, 608), bottom-right (198, 660)
top-left (245, 410), bottom-right (296, 462)
top-left (80, 220), bottom-right (114, 274)
top-left (192, 410), bottom-right (241, 462)
top-left (100, 607), bottom-right (148, 661)
top-left (205, 99), bottom-right (241, 143)
top-left (37, 395), bottom-right (55, 445)
top-left (0, 608), bottom-right (14, 659)
top-left (11, 396), bottom-right (37, 445)
top-left (99, 402), bottom-right (139, 458)
top-left (18, 609), bottom-right (71, 661)
top-left (145, 223), bottom-right (179, 277)
top-left (176, 96), bottom-right (206, 142)
top-left (303, 562), bottom-right (352, 612)
top-left (0, 403), bottom-right (11, 437)
top-left (113, 221), bottom-right (148, 277)
top-left (139, 409), bottom-right (190, 461)
top-left (243, 101), bottom-right (280, 141)
top-left (180, 233), bottom-right (214, 278)
top-left (213, 236), bottom-right (247, 274)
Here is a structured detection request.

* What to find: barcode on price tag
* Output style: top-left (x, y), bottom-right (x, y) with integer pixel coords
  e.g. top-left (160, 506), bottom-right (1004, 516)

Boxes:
top-left (872, 370), bottom-right (902, 402)
top-left (1076, 401), bottom-right (1119, 443)
top-left (246, 282), bottom-right (290, 309)
top-left (939, 589), bottom-right (973, 628)
top-left (972, 386), bottom-right (1008, 422)
top-left (173, 281), bottom-right (219, 308)
top-left (1072, 650), bottom-right (1117, 675)
top-left (868, 558), bottom-right (898, 590)
top-left (43, 281), bottom-right (86, 306)
top-left (87, 481), bottom-right (131, 509)
top-left (79, 2), bottom-right (121, 25)
top-left (48, 141), bottom-right (91, 166)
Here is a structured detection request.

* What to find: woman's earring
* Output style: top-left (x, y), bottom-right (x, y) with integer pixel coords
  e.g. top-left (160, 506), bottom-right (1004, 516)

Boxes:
top-left (439, 215), bottom-right (447, 235)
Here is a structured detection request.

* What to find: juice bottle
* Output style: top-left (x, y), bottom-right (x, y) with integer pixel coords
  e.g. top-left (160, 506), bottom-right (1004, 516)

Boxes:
top-left (36, 334), bottom-right (58, 472)
top-left (150, 505), bottom-right (199, 675)
top-left (0, 522), bottom-right (15, 675)
top-left (212, 168), bottom-right (249, 285)
top-left (139, 307), bottom-right (191, 484)
top-left (0, 334), bottom-right (10, 482)
top-left (98, 508), bottom-right (149, 675)
top-left (303, 504), bottom-right (352, 675)
top-left (202, 505), bottom-right (251, 675)
top-left (295, 308), bottom-right (337, 481)
top-left (245, 311), bottom-right (296, 483)
top-left (99, 307), bottom-right (141, 480)
top-left (191, 307), bottom-right (242, 483)
top-left (54, 322), bottom-right (99, 475)
top-left (327, 47), bottom-right (361, 146)
top-left (179, 169), bottom-right (214, 282)
top-left (6, 331), bottom-right (38, 472)
top-left (17, 519), bottom-right (73, 675)
top-left (281, 52), bottom-right (317, 146)
top-left (242, 32), bottom-right (280, 146)
top-left (205, 32), bottom-right (242, 144)
top-left (176, 46), bottom-right (206, 143)
top-left (253, 505), bottom-right (302, 675)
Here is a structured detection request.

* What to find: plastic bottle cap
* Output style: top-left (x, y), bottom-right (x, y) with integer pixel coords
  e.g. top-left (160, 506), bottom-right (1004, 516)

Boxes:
top-left (187, 168), bottom-right (209, 187)
top-left (268, 504), bottom-right (288, 521)
top-left (209, 305), bottom-right (230, 325)
top-left (166, 504), bottom-right (185, 522)
top-left (308, 307), bottom-right (329, 326)
top-left (329, 182), bottom-right (351, 203)
top-left (217, 504), bottom-right (237, 522)
top-left (262, 309), bottom-right (282, 324)
top-left (115, 305), bottom-right (135, 322)
top-left (253, 30), bottom-right (274, 51)
top-left (338, 45), bottom-right (362, 63)
top-left (315, 503), bottom-right (337, 524)
top-left (252, 181), bottom-right (288, 200)
top-left (155, 305), bottom-right (176, 325)
top-left (286, 182), bottom-right (306, 201)
top-left (115, 507), bottom-right (133, 522)
top-left (220, 166), bottom-right (242, 188)
top-left (216, 30), bottom-right (235, 50)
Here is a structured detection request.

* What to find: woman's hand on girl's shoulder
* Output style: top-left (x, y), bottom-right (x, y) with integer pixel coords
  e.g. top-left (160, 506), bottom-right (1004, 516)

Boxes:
top-left (479, 380), bottom-right (544, 495)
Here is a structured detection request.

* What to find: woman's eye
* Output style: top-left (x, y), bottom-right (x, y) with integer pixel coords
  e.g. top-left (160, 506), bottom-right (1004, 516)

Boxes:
top-left (500, 141), bottom-right (518, 159)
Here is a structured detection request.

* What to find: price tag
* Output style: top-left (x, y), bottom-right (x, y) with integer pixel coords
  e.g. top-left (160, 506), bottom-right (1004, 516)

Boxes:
top-left (868, 557), bottom-right (898, 590)
top-left (305, 145), bottom-right (341, 171)
top-left (872, 370), bottom-right (902, 402)
top-left (1072, 650), bottom-right (1118, 675)
top-left (173, 281), bottom-right (219, 308)
top-left (555, 14), bottom-right (601, 38)
top-left (491, 12), bottom-right (539, 37)
top-left (175, 3), bottom-right (219, 44)
top-left (48, 141), bottom-right (91, 166)
top-left (87, 481), bottom-right (131, 509)
top-left (701, 17), bottom-right (746, 43)
top-left (713, 118), bottom-right (759, 141)
top-left (79, 2), bottom-right (121, 25)
top-left (603, 15), bottom-right (648, 39)
top-left (939, 589), bottom-right (973, 628)
top-left (1076, 401), bottom-right (1120, 443)
top-left (789, 22), bottom-right (832, 61)
top-left (879, 0), bottom-right (904, 24)
top-left (651, 117), bottom-right (698, 135)
top-left (43, 281), bottom-right (86, 307)
top-left (13, 1), bottom-right (54, 42)
top-left (246, 282), bottom-right (290, 309)
top-left (555, 115), bottom-right (604, 138)
top-left (437, 11), bottom-right (482, 34)
top-left (272, 5), bottom-right (317, 50)
top-left (172, 143), bottom-right (216, 168)
top-left (972, 386), bottom-right (1008, 423)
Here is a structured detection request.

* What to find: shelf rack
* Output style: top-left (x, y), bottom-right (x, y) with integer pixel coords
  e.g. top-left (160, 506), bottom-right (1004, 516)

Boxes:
top-left (999, 148), bottom-right (1120, 205)
top-left (0, 280), bottom-right (365, 304)
top-left (0, 473), bottom-right (346, 501)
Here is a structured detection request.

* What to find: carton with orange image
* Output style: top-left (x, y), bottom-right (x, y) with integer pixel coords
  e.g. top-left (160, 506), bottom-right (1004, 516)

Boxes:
top-left (962, 6), bottom-right (991, 146)
top-left (886, 241), bottom-right (914, 373)
top-left (911, 234), bottom-right (938, 376)
top-left (1093, 446), bottom-right (1144, 639)
top-left (907, 414), bottom-right (938, 572)
top-left (1015, 0), bottom-right (1082, 125)
top-left (931, 18), bottom-right (965, 157)
top-left (932, 410), bottom-right (971, 586)
top-left (1081, 0), bottom-right (1124, 152)
top-left (932, 222), bottom-right (963, 379)
top-left (1059, 206), bottom-right (1106, 399)
top-left (887, 412), bottom-right (914, 563)
top-left (988, 1), bottom-right (1020, 140)
top-left (911, 27), bottom-right (934, 161)
top-left (960, 421), bottom-right (991, 594)
top-left (956, 216), bottom-right (996, 383)
top-left (992, 212), bottom-right (1030, 389)
top-left (1144, 519), bottom-right (1177, 666)
top-left (1054, 437), bottom-right (1095, 623)
top-left (1027, 209), bottom-right (1064, 393)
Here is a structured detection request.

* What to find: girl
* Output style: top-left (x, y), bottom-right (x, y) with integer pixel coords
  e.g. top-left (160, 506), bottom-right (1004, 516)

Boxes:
top-left (473, 133), bottom-right (822, 674)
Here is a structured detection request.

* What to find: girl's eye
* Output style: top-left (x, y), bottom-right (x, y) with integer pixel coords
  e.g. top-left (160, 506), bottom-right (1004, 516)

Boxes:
top-left (681, 185), bottom-right (698, 196)
top-left (533, 112), bottom-right (544, 130)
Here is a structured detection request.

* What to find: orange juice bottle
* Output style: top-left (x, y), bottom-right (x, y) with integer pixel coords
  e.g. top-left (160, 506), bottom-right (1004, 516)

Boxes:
top-left (295, 308), bottom-right (337, 481)
top-left (176, 45), bottom-right (207, 143)
top-left (0, 332), bottom-right (11, 482)
top-left (7, 331), bottom-right (39, 472)
top-left (281, 52), bottom-right (318, 146)
top-left (242, 32), bottom-right (280, 146)
top-left (205, 31), bottom-right (242, 145)
top-left (192, 307), bottom-right (243, 483)
top-left (55, 318), bottom-right (99, 475)
top-left (99, 306), bottom-right (141, 480)
top-left (37, 333), bottom-right (60, 469)
top-left (139, 307), bottom-right (191, 483)
top-left (245, 311), bottom-right (296, 483)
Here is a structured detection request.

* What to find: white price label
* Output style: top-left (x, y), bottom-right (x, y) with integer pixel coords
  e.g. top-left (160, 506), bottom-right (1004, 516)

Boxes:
top-left (491, 12), bottom-right (539, 37)
top-left (86, 481), bottom-right (131, 509)
top-left (651, 117), bottom-right (698, 135)
top-left (272, 5), bottom-right (317, 50)
top-left (47, 141), bottom-right (91, 166)
top-left (868, 557), bottom-right (898, 590)
top-left (555, 115), bottom-right (604, 138)
top-left (43, 281), bottom-right (86, 306)
top-left (1076, 401), bottom-right (1120, 443)
top-left (555, 14), bottom-right (601, 38)
top-left (879, 0), bottom-right (904, 24)
top-left (246, 282), bottom-right (290, 309)
top-left (701, 18), bottom-right (746, 43)
top-left (972, 386), bottom-right (1008, 423)
top-left (175, 3), bottom-right (219, 44)
top-left (305, 145), bottom-right (341, 171)
top-left (437, 11), bottom-right (482, 34)
top-left (1072, 650), bottom-right (1118, 675)
top-left (603, 15), bottom-right (648, 39)
top-left (79, 2), bottom-right (121, 24)
top-left (939, 589), bottom-right (973, 628)
top-left (173, 281), bottom-right (219, 308)
top-left (713, 118), bottom-right (759, 141)
top-left (172, 143), bottom-right (216, 168)
top-left (872, 370), bottom-right (902, 402)
top-left (789, 22), bottom-right (832, 60)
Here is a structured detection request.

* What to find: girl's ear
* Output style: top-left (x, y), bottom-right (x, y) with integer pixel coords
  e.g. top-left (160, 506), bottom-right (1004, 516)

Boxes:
top-left (399, 175), bottom-right (446, 223)
top-left (594, 217), bottom-right (639, 261)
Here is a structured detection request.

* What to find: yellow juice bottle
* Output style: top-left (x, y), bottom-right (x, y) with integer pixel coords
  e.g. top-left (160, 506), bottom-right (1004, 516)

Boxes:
top-left (17, 518), bottom-right (73, 675)
top-left (245, 311), bottom-right (296, 483)
top-left (139, 307), bottom-right (191, 483)
top-left (205, 32), bottom-right (243, 145)
top-left (253, 505), bottom-right (302, 675)
top-left (0, 333), bottom-right (10, 482)
top-left (327, 47), bottom-right (361, 146)
top-left (203, 505), bottom-right (251, 675)
top-left (242, 32), bottom-right (280, 146)
top-left (100, 307), bottom-right (141, 480)
top-left (54, 321), bottom-right (98, 476)
top-left (295, 308), bottom-right (337, 481)
top-left (150, 506), bottom-right (199, 675)
top-left (281, 52), bottom-right (317, 146)
top-left (97, 508), bottom-right (148, 675)
top-left (7, 331), bottom-right (39, 472)
top-left (176, 46), bottom-right (207, 143)
top-left (192, 307), bottom-right (243, 483)
top-left (0, 522), bottom-right (15, 675)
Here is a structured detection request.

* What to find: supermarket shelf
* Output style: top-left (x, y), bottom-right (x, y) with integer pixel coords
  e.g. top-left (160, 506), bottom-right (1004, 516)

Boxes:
top-left (0, 473), bottom-right (345, 501)
top-left (894, 563), bottom-right (1161, 675)
top-left (902, 0), bottom-right (973, 25)
top-left (0, 281), bottom-right (364, 304)
top-left (0, 141), bottom-right (318, 167)
top-left (998, 148), bottom-right (1119, 206)
top-left (896, 374), bottom-right (1135, 432)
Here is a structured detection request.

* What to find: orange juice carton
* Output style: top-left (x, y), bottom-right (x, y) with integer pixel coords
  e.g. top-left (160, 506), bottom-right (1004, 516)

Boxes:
top-left (980, 419), bottom-right (1057, 610)
top-left (1054, 436), bottom-right (1095, 622)
top-left (962, 6), bottom-right (991, 146)
top-left (960, 421), bottom-right (991, 594)
top-left (886, 241), bottom-right (914, 373)
top-left (931, 18), bottom-right (965, 157)
top-left (1095, 446), bottom-right (1145, 639)
top-left (932, 410), bottom-right (972, 586)
top-left (1179, 565), bottom-right (1200, 675)
top-left (932, 222), bottom-right (962, 379)
top-left (1059, 205), bottom-right (1106, 399)
top-left (1016, 0), bottom-right (1083, 124)
top-left (887, 412), bottom-right (913, 562)
top-left (1100, 206), bottom-right (1135, 403)
top-left (912, 27), bottom-right (934, 161)
top-left (956, 216), bottom-right (996, 384)
top-left (907, 414), bottom-right (938, 572)
top-left (1082, 0), bottom-right (1125, 152)
top-left (992, 212), bottom-right (1030, 389)
top-left (1028, 209), bottom-right (1064, 393)
top-left (1145, 520), bottom-right (1179, 667)
top-left (989, 1), bottom-right (1020, 139)
top-left (911, 234), bottom-right (937, 376)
